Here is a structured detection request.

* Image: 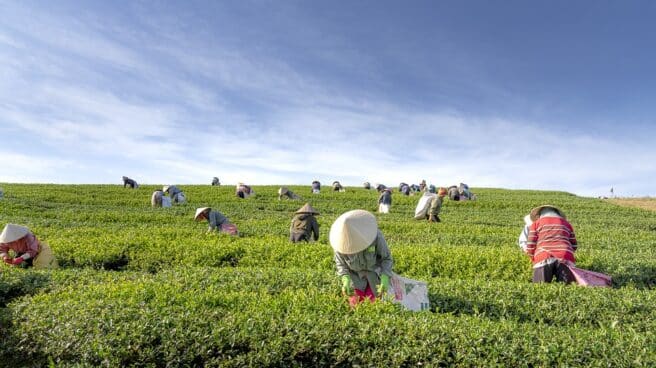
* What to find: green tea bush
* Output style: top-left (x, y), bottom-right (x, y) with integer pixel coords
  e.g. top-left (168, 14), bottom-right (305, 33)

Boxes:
top-left (1, 183), bottom-right (656, 366)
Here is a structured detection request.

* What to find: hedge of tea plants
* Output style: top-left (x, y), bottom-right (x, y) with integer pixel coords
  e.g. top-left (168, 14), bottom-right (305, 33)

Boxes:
top-left (1, 183), bottom-right (656, 366)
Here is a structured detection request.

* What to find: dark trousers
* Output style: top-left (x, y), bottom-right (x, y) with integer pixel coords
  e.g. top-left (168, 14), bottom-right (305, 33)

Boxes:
top-left (532, 261), bottom-right (574, 284)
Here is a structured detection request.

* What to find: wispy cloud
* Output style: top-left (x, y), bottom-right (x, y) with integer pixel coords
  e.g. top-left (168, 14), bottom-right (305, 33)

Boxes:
top-left (0, 2), bottom-right (654, 197)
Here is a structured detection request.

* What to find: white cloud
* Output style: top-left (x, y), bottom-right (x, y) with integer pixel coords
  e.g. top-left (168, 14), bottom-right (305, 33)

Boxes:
top-left (0, 2), bottom-right (654, 197)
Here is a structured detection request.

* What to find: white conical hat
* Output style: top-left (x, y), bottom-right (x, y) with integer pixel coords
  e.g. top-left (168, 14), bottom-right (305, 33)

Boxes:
top-left (530, 205), bottom-right (565, 222)
top-left (329, 210), bottom-right (378, 254)
top-left (0, 224), bottom-right (29, 243)
top-left (194, 207), bottom-right (211, 221)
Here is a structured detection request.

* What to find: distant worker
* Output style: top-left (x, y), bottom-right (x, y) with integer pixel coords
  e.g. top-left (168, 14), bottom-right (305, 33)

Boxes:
top-left (363, 182), bottom-right (371, 190)
top-left (211, 177), bottom-right (220, 186)
top-left (0, 187), bottom-right (3, 198)
top-left (163, 185), bottom-right (186, 204)
top-left (378, 188), bottom-right (392, 214)
top-left (332, 181), bottom-right (345, 192)
top-left (289, 203), bottom-right (320, 243)
top-left (399, 183), bottom-right (411, 196)
top-left (458, 183), bottom-right (475, 200)
top-left (330, 210), bottom-right (393, 306)
top-left (428, 185), bottom-right (436, 194)
top-left (419, 180), bottom-right (427, 192)
top-left (447, 185), bottom-right (460, 201)
top-left (194, 207), bottom-right (238, 235)
top-left (414, 187), bottom-right (447, 222)
top-left (518, 214), bottom-right (532, 252)
top-left (151, 190), bottom-right (171, 208)
top-left (236, 183), bottom-right (254, 198)
top-left (311, 180), bottom-right (321, 194)
top-left (375, 183), bottom-right (387, 192)
top-left (278, 186), bottom-right (301, 200)
top-left (410, 184), bottom-right (421, 193)
top-left (1, 224), bottom-right (57, 269)
top-left (122, 176), bottom-right (138, 189)
top-left (525, 205), bottom-right (577, 284)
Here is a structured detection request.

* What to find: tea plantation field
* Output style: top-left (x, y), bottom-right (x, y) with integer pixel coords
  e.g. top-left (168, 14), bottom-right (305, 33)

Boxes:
top-left (1, 183), bottom-right (656, 367)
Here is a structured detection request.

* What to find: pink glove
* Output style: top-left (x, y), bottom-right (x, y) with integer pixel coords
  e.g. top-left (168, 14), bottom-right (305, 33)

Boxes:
top-left (3, 257), bottom-right (13, 265)
top-left (11, 257), bottom-right (25, 265)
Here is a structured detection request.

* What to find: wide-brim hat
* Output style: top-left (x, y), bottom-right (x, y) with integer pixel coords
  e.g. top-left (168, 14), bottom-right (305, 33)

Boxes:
top-left (0, 224), bottom-right (29, 243)
top-left (329, 210), bottom-right (377, 255)
top-left (530, 205), bottom-right (565, 222)
top-left (524, 214), bottom-right (532, 225)
top-left (279, 187), bottom-right (289, 195)
top-left (194, 207), bottom-right (211, 221)
top-left (163, 185), bottom-right (170, 193)
top-left (296, 203), bottom-right (319, 215)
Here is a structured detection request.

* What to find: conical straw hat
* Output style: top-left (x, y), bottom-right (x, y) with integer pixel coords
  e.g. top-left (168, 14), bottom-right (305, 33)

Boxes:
top-left (329, 210), bottom-right (377, 254)
top-left (530, 205), bottom-right (565, 222)
top-left (194, 207), bottom-right (211, 221)
top-left (278, 187), bottom-right (289, 195)
top-left (0, 224), bottom-right (29, 243)
top-left (295, 203), bottom-right (319, 215)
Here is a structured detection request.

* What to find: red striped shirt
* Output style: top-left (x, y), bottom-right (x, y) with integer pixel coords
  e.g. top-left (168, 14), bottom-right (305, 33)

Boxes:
top-left (526, 217), bottom-right (577, 264)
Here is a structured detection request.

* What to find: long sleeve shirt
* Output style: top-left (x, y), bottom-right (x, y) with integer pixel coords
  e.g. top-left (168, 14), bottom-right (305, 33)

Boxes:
top-left (166, 186), bottom-right (181, 197)
top-left (378, 190), bottom-right (392, 205)
top-left (334, 230), bottom-right (393, 292)
top-left (518, 224), bottom-right (530, 252)
top-left (289, 214), bottom-right (320, 242)
top-left (526, 216), bottom-right (577, 264)
top-left (0, 233), bottom-right (40, 259)
top-left (207, 210), bottom-right (229, 232)
top-left (123, 178), bottom-right (138, 188)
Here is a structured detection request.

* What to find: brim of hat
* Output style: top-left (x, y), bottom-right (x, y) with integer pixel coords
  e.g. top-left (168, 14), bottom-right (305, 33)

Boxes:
top-left (0, 224), bottom-right (30, 243)
top-left (295, 203), bottom-right (319, 215)
top-left (329, 210), bottom-right (377, 254)
top-left (194, 207), bottom-right (210, 220)
top-left (524, 214), bottom-right (533, 225)
top-left (529, 205), bottom-right (565, 222)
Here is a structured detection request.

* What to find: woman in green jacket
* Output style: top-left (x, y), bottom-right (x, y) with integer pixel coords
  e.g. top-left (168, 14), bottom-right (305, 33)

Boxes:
top-left (330, 210), bottom-right (393, 306)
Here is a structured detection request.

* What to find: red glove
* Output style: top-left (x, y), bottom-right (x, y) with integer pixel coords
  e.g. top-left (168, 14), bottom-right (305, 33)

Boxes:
top-left (12, 257), bottom-right (25, 265)
top-left (3, 257), bottom-right (12, 265)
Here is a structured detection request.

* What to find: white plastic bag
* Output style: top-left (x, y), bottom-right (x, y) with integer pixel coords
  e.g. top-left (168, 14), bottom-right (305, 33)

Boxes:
top-left (378, 203), bottom-right (390, 214)
top-left (385, 273), bottom-right (430, 311)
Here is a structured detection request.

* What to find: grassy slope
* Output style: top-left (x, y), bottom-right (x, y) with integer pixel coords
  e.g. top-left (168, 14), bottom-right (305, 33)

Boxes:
top-left (608, 198), bottom-right (656, 212)
top-left (1, 184), bottom-right (656, 366)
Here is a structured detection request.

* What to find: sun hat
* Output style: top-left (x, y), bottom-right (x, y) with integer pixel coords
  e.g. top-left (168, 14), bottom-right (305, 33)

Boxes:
top-left (279, 187), bottom-right (289, 195)
top-left (194, 207), bottom-right (211, 221)
top-left (329, 210), bottom-right (378, 254)
top-left (0, 224), bottom-right (30, 243)
top-left (295, 203), bottom-right (319, 215)
top-left (163, 185), bottom-right (170, 193)
top-left (529, 205), bottom-right (565, 222)
top-left (524, 214), bottom-right (532, 226)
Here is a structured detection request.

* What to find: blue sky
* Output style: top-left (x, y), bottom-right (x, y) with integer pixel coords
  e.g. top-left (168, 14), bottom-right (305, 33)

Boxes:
top-left (1, 1), bottom-right (654, 197)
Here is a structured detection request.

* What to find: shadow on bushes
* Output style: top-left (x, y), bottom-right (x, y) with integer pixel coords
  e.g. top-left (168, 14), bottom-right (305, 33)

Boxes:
top-left (0, 272), bottom-right (51, 367)
top-left (429, 294), bottom-right (532, 323)
top-left (0, 272), bottom-right (51, 307)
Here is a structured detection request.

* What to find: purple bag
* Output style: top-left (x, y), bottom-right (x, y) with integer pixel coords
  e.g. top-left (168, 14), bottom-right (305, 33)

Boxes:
top-left (567, 265), bottom-right (612, 287)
